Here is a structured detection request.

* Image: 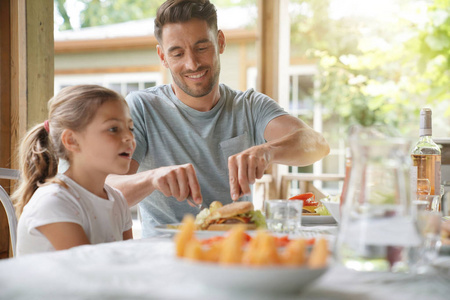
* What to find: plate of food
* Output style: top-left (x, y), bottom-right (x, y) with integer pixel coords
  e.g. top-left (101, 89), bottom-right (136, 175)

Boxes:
top-left (318, 198), bottom-right (341, 223)
top-left (174, 216), bottom-right (330, 293)
top-left (155, 201), bottom-right (266, 238)
top-left (289, 193), bottom-right (337, 225)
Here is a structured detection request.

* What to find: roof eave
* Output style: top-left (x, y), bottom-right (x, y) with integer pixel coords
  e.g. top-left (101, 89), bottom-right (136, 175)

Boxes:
top-left (54, 28), bottom-right (258, 54)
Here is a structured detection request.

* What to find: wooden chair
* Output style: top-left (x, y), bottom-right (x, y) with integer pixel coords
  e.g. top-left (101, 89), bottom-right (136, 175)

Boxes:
top-left (0, 185), bottom-right (17, 257)
top-left (0, 168), bottom-right (20, 180)
top-left (280, 173), bottom-right (345, 199)
top-left (0, 168), bottom-right (20, 258)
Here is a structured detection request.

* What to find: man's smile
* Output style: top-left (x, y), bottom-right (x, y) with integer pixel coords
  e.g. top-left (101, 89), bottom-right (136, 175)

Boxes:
top-left (185, 70), bottom-right (207, 79)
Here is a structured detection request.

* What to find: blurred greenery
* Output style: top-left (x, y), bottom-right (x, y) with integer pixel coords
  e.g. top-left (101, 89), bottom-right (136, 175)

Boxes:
top-left (54, 0), bottom-right (255, 30)
top-left (290, 0), bottom-right (450, 135)
top-left (55, 0), bottom-right (165, 30)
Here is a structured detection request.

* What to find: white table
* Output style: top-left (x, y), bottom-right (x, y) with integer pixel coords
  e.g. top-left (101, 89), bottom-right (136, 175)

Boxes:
top-left (1, 234), bottom-right (450, 300)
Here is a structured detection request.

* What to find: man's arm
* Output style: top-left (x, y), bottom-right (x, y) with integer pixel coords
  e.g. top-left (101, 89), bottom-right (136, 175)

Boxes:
top-left (227, 115), bottom-right (330, 200)
top-left (107, 160), bottom-right (203, 207)
top-left (263, 115), bottom-right (330, 166)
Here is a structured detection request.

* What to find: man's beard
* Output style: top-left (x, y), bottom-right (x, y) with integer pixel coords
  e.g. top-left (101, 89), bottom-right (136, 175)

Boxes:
top-left (172, 63), bottom-right (220, 98)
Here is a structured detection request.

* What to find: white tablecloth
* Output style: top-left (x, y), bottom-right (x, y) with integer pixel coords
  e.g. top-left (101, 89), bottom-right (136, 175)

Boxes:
top-left (1, 235), bottom-right (450, 300)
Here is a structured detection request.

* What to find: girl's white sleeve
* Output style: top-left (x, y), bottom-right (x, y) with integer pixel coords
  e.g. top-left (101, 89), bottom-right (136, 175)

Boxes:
top-left (23, 188), bottom-right (84, 236)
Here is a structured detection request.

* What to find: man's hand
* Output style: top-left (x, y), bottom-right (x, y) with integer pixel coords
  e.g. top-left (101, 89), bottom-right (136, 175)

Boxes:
top-left (226, 115), bottom-right (330, 202)
top-left (151, 163), bottom-right (202, 207)
top-left (228, 145), bottom-right (272, 201)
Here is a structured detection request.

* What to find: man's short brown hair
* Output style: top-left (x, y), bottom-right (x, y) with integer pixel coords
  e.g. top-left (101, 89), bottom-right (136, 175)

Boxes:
top-left (154, 0), bottom-right (218, 43)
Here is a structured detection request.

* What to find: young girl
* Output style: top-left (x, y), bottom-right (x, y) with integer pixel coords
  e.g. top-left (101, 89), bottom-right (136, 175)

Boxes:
top-left (14, 85), bottom-right (136, 256)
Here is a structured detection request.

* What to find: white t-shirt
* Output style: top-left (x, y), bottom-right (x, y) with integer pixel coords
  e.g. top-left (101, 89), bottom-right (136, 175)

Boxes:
top-left (16, 174), bottom-right (132, 256)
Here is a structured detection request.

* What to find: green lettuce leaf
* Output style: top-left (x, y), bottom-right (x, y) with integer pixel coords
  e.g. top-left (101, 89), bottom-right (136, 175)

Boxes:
top-left (315, 205), bottom-right (330, 216)
top-left (248, 210), bottom-right (267, 229)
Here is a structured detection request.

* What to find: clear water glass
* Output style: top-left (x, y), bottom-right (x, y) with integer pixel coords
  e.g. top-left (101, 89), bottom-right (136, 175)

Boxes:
top-left (265, 200), bottom-right (303, 234)
top-left (409, 199), bottom-right (442, 273)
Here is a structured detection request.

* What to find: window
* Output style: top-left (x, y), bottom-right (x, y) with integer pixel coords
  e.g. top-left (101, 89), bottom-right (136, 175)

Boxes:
top-left (54, 72), bottom-right (162, 97)
top-left (287, 65), bottom-right (344, 196)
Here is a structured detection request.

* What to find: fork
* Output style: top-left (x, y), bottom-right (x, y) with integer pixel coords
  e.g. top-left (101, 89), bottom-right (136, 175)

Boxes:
top-left (186, 195), bottom-right (206, 211)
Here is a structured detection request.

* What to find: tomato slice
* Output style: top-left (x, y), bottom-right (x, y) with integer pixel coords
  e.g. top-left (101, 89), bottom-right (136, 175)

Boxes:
top-left (274, 235), bottom-right (290, 248)
top-left (200, 236), bottom-right (225, 246)
top-left (243, 232), bottom-right (252, 243)
top-left (306, 238), bottom-right (316, 246)
top-left (289, 192), bottom-right (315, 201)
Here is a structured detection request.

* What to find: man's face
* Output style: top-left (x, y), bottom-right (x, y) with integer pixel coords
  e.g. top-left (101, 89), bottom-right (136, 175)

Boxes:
top-left (157, 18), bottom-right (225, 98)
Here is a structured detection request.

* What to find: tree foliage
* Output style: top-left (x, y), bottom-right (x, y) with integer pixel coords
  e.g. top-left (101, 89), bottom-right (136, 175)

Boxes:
top-left (79, 0), bottom-right (164, 28)
top-left (289, 0), bottom-right (449, 135)
top-left (414, 0), bottom-right (450, 103)
top-left (55, 0), bottom-right (256, 30)
top-left (55, 0), bottom-right (72, 30)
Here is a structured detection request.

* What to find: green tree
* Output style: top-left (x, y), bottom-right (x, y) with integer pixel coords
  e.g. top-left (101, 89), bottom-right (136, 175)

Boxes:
top-left (55, 0), bottom-right (257, 31)
top-left (289, 0), bottom-right (449, 135)
top-left (55, 0), bottom-right (165, 30)
top-left (411, 0), bottom-right (450, 104)
top-left (55, 0), bottom-right (73, 30)
top-left (79, 0), bottom-right (164, 28)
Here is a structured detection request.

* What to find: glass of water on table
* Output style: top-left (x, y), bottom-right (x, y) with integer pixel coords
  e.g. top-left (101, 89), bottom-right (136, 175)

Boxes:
top-left (265, 199), bottom-right (303, 234)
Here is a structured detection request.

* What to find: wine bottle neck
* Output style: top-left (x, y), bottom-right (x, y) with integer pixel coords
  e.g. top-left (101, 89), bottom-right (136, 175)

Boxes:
top-left (419, 128), bottom-right (432, 136)
top-left (420, 112), bottom-right (432, 136)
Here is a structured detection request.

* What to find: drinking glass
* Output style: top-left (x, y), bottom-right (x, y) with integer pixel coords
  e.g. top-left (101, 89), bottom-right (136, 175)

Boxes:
top-left (409, 199), bottom-right (442, 273)
top-left (416, 194), bottom-right (441, 212)
top-left (265, 200), bottom-right (302, 234)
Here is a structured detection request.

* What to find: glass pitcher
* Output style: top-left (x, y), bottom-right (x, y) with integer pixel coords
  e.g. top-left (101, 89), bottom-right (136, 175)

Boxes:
top-left (335, 125), bottom-right (422, 273)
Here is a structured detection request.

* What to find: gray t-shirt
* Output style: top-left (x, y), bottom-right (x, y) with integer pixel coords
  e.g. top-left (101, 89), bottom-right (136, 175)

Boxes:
top-left (126, 83), bottom-right (287, 237)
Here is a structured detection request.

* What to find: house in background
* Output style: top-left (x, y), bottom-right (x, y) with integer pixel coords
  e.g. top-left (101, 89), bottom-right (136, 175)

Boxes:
top-left (54, 7), bottom-right (259, 95)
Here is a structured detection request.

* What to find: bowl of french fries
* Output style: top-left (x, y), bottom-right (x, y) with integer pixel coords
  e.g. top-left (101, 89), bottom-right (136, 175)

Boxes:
top-left (174, 215), bottom-right (330, 293)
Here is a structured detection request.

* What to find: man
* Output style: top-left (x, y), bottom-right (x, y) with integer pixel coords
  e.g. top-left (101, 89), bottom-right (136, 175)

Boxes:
top-left (108, 0), bottom-right (329, 237)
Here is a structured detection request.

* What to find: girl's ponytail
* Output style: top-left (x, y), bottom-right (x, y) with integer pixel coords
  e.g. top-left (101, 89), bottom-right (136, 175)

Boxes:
top-left (12, 122), bottom-right (58, 216)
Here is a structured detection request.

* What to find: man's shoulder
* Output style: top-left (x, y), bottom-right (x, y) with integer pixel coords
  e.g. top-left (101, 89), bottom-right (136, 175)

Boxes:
top-left (220, 84), bottom-right (251, 99)
top-left (126, 85), bottom-right (171, 103)
top-left (220, 84), bottom-right (271, 104)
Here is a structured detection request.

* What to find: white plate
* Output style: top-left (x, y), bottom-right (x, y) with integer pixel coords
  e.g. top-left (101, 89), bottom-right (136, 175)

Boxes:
top-left (320, 200), bottom-right (341, 223)
top-left (154, 223), bottom-right (258, 239)
top-left (302, 215), bottom-right (336, 225)
top-left (178, 259), bottom-right (328, 293)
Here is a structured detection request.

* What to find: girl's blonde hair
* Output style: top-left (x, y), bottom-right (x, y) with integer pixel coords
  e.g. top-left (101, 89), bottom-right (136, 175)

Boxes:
top-left (12, 85), bottom-right (126, 216)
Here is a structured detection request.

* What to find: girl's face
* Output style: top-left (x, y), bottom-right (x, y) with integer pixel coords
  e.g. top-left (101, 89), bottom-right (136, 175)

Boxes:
top-left (73, 100), bottom-right (136, 177)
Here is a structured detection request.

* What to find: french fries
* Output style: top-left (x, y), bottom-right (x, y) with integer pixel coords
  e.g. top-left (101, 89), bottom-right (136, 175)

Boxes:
top-left (281, 239), bottom-right (307, 266)
top-left (308, 238), bottom-right (329, 269)
top-left (175, 215), bottom-right (196, 257)
top-left (219, 225), bottom-right (245, 264)
top-left (175, 214), bottom-right (329, 267)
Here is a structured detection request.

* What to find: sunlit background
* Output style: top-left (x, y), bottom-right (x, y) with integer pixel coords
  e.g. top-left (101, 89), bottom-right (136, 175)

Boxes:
top-left (53, 0), bottom-right (450, 198)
